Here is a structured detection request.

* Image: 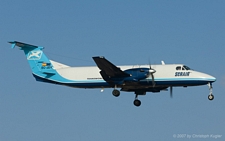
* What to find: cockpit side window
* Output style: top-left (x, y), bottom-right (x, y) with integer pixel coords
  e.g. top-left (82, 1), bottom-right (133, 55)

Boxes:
top-left (183, 65), bottom-right (191, 70)
top-left (176, 66), bottom-right (181, 70)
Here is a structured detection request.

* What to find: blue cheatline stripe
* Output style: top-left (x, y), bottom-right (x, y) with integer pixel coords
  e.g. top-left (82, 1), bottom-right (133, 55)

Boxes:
top-left (33, 73), bottom-right (106, 83)
top-left (150, 78), bottom-right (215, 81)
top-left (34, 71), bottom-right (215, 84)
top-left (32, 74), bottom-right (110, 88)
top-left (33, 73), bottom-right (212, 88)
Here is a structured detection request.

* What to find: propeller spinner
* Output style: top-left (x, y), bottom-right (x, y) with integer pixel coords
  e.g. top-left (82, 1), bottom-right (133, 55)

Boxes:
top-left (148, 65), bottom-right (156, 87)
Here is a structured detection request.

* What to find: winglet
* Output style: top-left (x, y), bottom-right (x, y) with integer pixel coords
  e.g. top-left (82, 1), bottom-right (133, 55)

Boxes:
top-left (161, 61), bottom-right (165, 65)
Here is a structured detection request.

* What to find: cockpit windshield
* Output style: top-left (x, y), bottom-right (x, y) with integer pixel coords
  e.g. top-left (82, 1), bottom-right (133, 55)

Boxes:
top-left (182, 65), bottom-right (191, 70)
top-left (176, 65), bottom-right (192, 70)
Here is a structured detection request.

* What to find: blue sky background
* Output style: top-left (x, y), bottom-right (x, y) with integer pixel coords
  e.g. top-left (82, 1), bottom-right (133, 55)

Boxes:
top-left (1, 0), bottom-right (225, 140)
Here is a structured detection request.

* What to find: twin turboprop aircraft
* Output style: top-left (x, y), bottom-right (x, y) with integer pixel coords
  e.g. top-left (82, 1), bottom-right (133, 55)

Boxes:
top-left (9, 41), bottom-right (216, 106)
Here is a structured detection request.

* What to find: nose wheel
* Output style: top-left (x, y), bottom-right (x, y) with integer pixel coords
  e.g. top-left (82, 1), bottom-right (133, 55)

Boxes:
top-left (208, 83), bottom-right (214, 101)
top-left (208, 94), bottom-right (214, 100)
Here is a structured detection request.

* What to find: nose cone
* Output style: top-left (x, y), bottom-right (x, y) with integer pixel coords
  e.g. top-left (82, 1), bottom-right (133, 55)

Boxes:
top-left (202, 73), bottom-right (216, 82)
top-left (209, 75), bottom-right (216, 82)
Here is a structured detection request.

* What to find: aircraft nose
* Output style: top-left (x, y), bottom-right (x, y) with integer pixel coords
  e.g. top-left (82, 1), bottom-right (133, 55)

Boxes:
top-left (212, 77), bottom-right (216, 82)
top-left (204, 74), bottom-right (216, 82)
top-left (211, 76), bottom-right (216, 82)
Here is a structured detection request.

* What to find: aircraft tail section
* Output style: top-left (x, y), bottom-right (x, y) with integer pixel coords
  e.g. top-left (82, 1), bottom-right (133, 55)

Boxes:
top-left (9, 41), bottom-right (57, 75)
top-left (9, 41), bottom-right (75, 84)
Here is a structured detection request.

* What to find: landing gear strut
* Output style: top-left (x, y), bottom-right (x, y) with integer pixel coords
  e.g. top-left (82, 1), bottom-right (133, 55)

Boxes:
top-left (208, 82), bottom-right (214, 100)
top-left (133, 94), bottom-right (141, 107)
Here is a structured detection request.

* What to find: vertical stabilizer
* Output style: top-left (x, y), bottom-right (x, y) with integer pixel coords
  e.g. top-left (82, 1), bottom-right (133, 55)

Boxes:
top-left (9, 41), bottom-right (78, 84)
top-left (9, 41), bottom-right (56, 75)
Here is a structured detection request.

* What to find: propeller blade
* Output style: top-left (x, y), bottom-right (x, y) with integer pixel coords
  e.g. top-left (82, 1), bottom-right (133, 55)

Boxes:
top-left (151, 73), bottom-right (155, 87)
top-left (148, 60), bottom-right (152, 69)
top-left (170, 86), bottom-right (173, 98)
top-left (148, 60), bottom-right (156, 87)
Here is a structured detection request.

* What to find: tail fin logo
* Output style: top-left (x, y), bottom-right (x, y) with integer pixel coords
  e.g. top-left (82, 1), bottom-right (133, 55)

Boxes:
top-left (27, 51), bottom-right (43, 60)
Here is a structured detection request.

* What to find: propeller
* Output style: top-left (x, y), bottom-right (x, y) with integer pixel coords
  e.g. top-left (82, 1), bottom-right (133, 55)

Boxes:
top-left (170, 86), bottom-right (173, 98)
top-left (148, 62), bottom-right (156, 87)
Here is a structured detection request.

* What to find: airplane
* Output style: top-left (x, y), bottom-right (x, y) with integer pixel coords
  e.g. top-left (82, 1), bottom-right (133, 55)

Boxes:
top-left (9, 41), bottom-right (216, 107)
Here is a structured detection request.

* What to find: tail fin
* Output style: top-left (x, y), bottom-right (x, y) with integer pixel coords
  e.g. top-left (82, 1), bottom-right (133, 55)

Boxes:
top-left (9, 41), bottom-right (56, 75)
top-left (9, 41), bottom-right (75, 85)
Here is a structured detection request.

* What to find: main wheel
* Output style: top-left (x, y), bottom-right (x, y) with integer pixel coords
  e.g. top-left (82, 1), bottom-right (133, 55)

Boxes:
top-left (133, 99), bottom-right (141, 107)
top-left (112, 89), bottom-right (120, 97)
top-left (208, 94), bottom-right (214, 100)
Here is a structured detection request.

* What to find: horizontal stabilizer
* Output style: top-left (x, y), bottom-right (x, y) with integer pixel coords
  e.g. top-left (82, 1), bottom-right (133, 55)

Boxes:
top-left (9, 41), bottom-right (40, 49)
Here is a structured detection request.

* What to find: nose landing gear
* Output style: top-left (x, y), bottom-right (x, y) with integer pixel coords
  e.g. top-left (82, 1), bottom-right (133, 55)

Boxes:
top-left (208, 83), bottom-right (214, 101)
top-left (208, 94), bottom-right (214, 100)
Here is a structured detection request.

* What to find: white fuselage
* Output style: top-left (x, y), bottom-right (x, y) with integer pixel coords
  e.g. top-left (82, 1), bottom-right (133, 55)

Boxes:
top-left (52, 63), bottom-right (215, 88)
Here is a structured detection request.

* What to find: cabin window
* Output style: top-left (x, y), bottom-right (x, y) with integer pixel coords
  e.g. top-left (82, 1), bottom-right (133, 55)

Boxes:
top-left (176, 66), bottom-right (181, 70)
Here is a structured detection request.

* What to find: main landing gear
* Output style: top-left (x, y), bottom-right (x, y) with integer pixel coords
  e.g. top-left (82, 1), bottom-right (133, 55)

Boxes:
top-left (112, 85), bottom-right (120, 97)
top-left (133, 95), bottom-right (141, 107)
top-left (112, 89), bottom-right (120, 97)
top-left (112, 88), bottom-right (142, 107)
top-left (208, 82), bottom-right (214, 101)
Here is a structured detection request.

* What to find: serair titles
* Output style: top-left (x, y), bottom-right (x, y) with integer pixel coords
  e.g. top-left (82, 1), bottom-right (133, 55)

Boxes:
top-left (175, 72), bottom-right (190, 77)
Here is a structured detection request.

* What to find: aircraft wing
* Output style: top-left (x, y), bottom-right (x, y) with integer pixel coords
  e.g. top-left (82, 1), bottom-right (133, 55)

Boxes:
top-left (92, 56), bottom-right (130, 78)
